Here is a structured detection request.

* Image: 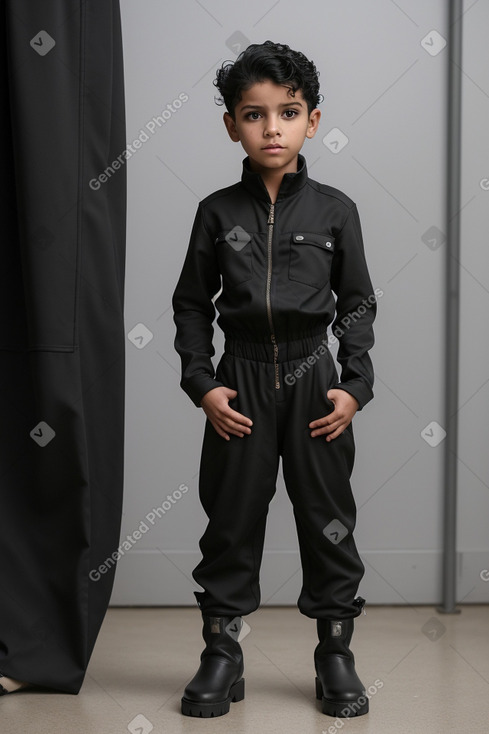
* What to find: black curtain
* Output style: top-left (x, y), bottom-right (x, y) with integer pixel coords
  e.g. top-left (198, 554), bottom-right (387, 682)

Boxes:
top-left (0, 0), bottom-right (126, 693)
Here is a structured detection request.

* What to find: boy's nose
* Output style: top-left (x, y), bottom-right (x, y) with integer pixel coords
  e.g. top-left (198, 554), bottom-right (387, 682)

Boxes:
top-left (265, 122), bottom-right (281, 136)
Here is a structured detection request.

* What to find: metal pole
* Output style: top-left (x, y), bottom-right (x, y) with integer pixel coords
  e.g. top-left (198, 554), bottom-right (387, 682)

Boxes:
top-left (438, 0), bottom-right (463, 614)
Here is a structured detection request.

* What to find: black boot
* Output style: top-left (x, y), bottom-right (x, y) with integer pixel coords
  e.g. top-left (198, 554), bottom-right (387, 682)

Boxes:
top-left (314, 597), bottom-right (368, 718)
top-left (181, 614), bottom-right (245, 718)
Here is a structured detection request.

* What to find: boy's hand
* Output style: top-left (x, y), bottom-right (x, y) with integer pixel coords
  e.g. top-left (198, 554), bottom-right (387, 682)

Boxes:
top-left (201, 386), bottom-right (253, 441)
top-left (309, 389), bottom-right (359, 442)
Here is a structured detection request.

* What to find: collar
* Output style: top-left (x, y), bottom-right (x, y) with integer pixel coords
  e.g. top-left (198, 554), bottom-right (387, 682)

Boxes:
top-left (240, 153), bottom-right (309, 203)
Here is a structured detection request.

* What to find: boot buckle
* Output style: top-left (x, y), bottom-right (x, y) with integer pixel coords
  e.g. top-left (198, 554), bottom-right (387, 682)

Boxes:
top-left (331, 621), bottom-right (343, 637)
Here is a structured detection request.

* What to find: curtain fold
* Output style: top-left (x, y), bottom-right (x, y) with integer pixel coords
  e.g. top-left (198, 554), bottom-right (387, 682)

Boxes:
top-left (0, 0), bottom-right (126, 693)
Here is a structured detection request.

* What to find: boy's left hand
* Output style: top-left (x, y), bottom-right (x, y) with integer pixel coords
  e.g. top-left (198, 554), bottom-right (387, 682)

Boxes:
top-left (309, 389), bottom-right (359, 441)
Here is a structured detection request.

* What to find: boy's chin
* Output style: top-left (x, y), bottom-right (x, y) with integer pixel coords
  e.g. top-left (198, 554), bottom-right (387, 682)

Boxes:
top-left (249, 153), bottom-right (299, 172)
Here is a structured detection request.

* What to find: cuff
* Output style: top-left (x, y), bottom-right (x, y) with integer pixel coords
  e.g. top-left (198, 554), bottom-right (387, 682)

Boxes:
top-left (331, 380), bottom-right (373, 411)
top-left (182, 374), bottom-right (225, 407)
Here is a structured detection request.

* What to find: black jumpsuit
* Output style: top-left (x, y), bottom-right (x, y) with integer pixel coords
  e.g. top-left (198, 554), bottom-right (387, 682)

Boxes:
top-left (173, 154), bottom-right (376, 620)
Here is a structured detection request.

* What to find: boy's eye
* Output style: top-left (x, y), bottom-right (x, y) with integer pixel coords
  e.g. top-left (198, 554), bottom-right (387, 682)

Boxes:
top-left (243, 109), bottom-right (298, 121)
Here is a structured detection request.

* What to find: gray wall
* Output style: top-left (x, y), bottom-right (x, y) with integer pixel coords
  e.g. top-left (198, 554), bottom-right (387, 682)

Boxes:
top-left (110, 0), bottom-right (489, 606)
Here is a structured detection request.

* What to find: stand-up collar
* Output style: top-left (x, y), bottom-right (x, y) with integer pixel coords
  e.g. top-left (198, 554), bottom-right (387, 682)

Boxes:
top-left (241, 153), bottom-right (309, 203)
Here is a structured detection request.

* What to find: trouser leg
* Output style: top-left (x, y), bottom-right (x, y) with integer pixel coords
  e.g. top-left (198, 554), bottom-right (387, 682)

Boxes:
top-left (280, 349), bottom-right (365, 619)
top-left (193, 353), bottom-right (279, 616)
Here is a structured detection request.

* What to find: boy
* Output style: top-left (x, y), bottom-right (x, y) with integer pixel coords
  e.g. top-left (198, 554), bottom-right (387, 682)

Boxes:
top-left (172, 41), bottom-right (376, 719)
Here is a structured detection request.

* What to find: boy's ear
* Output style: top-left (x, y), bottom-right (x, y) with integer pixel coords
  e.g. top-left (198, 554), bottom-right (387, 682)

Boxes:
top-left (223, 111), bottom-right (241, 142)
top-left (306, 108), bottom-right (321, 139)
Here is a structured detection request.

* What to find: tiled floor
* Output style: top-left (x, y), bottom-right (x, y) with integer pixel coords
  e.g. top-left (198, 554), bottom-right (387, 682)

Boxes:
top-left (2, 605), bottom-right (489, 734)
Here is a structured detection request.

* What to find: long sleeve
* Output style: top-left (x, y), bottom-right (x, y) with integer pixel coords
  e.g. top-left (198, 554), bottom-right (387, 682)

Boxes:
top-left (330, 203), bottom-right (377, 410)
top-left (172, 204), bottom-right (223, 406)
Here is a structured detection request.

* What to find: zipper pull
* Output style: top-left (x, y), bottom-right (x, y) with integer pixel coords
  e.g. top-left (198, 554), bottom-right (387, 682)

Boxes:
top-left (272, 339), bottom-right (280, 389)
top-left (268, 203), bottom-right (275, 225)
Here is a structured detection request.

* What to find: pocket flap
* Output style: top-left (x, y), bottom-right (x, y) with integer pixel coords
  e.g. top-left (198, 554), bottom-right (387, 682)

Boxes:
top-left (292, 232), bottom-right (335, 252)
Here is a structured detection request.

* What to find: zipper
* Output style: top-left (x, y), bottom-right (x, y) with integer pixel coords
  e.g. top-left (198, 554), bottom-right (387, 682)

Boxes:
top-left (266, 203), bottom-right (280, 390)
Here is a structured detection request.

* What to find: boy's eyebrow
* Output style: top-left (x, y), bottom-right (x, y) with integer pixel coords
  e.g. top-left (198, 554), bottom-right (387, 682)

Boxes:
top-left (239, 101), bottom-right (304, 110)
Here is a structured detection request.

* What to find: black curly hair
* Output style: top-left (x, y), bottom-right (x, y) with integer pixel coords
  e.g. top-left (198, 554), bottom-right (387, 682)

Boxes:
top-left (214, 40), bottom-right (322, 118)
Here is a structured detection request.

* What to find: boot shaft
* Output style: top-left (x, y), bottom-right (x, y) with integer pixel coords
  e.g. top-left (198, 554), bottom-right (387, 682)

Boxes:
top-left (315, 618), bottom-right (354, 661)
top-left (314, 596), bottom-right (365, 661)
top-left (201, 615), bottom-right (243, 665)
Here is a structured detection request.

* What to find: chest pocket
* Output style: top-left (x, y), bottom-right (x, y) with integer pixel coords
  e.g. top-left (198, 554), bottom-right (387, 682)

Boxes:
top-left (215, 229), bottom-right (253, 287)
top-left (289, 232), bottom-right (335, 289)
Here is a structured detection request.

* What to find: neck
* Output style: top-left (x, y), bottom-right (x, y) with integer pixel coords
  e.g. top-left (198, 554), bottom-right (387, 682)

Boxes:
top-left (242, 154), bottom-right (306, 204)
top-left (255, 160), bottom-right (297, 204)
top-left (261, 171), bottom-right (283, 204)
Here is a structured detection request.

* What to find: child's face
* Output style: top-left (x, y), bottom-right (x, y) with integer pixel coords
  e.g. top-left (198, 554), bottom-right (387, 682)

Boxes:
top-left (223, 80), bottom-right (320, 177)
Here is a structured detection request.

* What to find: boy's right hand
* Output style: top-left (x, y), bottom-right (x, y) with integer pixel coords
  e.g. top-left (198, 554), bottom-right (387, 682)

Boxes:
top-left (200, 386), bottom-right (253, 441)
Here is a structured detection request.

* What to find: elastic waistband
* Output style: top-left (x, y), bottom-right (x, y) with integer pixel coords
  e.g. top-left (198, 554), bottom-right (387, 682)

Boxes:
top-left (224, 332), bottom-right (329, 363)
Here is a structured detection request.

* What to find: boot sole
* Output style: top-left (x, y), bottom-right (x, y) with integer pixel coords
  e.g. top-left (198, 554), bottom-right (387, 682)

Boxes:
top-left (315, 676), bottom-right (369, 717)
top-left (181, 677), bottom-right (245, 718)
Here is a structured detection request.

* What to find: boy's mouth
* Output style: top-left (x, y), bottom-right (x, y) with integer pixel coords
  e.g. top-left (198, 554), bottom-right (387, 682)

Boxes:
top-left (262, 144), bottom-right (284, 150)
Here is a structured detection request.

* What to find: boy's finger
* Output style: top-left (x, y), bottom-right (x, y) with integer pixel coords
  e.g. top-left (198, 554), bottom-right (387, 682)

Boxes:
top-left (226, 423), bottom-right (251, 435)
top-left (310, 420), bottom-right (344, 437)
top-left (220, 414), bottom-right (252, 433)
top-left (216, 421), bottom-right (246, 439)
top-left (310, 426), bottom-right (330, 437)
top-left (226, 407), bottom-right (253, 426)
top-left (325, 426), bottom-right (346, 441)
top-left (309, 415), bottom-right (333, 428)
top-left (218, 422), bottom-right (247, 439)
top-left (214, 424), bottom-right (230, 440)
top-left (310, 423), bottom-right (330, 436)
